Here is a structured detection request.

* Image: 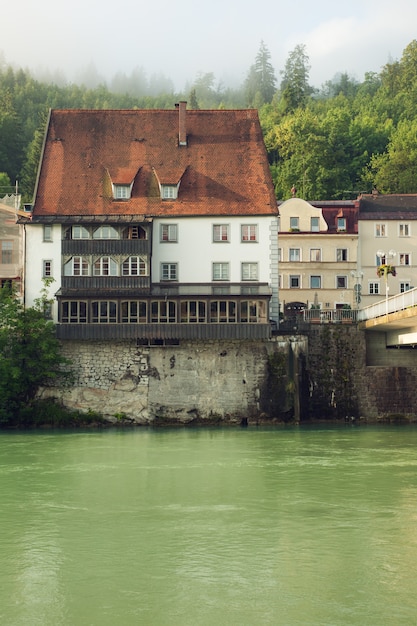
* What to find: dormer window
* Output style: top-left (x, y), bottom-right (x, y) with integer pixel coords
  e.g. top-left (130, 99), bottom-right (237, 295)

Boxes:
top-left (161, 184), bottom-right (178, 200)
top-left (337, 217), bottom-right (346, 231)
top-left (113, 184), bottom-right (132, 200)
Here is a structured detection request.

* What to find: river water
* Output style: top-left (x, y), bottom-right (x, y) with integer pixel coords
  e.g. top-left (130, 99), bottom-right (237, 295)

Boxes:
top-left (1, 425), bottom-right (417, 626)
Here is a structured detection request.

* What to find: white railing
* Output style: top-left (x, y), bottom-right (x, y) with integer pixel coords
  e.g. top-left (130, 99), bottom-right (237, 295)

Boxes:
top-left (303, 309), bottom-right (358, 324)
top-left (357, 287), bottom-right (417, 322)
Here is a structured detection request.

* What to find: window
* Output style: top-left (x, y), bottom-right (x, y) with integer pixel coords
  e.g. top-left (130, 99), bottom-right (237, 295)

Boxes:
top-left (94, 256), bottom-right (118, 276)
top-left (210, 300), bottom-right (236, 323)
top-left (278, 248), bottom-right (282, 262)
top-left (336, 248), bottom-right (347, 262)
top-left (213, 224), bottom-right (230, 242)
top-left (93, 226), bottom-right (119, 239)
top-left (122, 226), bottom-right (147, 240)
top-left (180, 301), bottom-right (206, 323)
top-left (161, 185), bottom-right (178, 200)
top-left (375, 223), bottom-right (386, 237)
top-left (160, 224), bottom-right (178, 242)
top-left (290, 275), bottom-right (300, 288)
top-left (240, 300), bottom-right (266, 323)
top-left (310, 275), bottom-right (321, 289)
top-left (289, 248), bottom-right (300, 262)
top-left (400, 282), bottom-right (411, 293)
top-left (92, 301), bottom-right (117, 323)
top-left (242, 262), bottom-right (258, 281)
top-left (121, 301), bottom-right (147, 323)
top-left (399, 253), bottom-right (410, 266)
top-left (43, 260), bottom-right (52, 278)
top-left (61, 301), bottom-right (87, 323)
top-left (336, 276), bottom-right (347, 289)
top-left (161, 263), bottom-right (178, 281)
top-left (369, 282), bottom-right (380, 295)
top-left (311, 217), bottom-right (320, 232)
top-left (72, 225), bottom-right (89, 239)
top-left (278, 274), bottom-right (282, 289)
top-left (113, 184), bottom-right (131, 200)
top-left (64, 256), bottom-right (89, 276)
top-left (151, 301), bottom-right (176, 323)
top-left (290, 217), bottom-right (299, 231)
top-left (122, 256), bottom-right (147, 276)
top-left (376, 253), bottom-right (385, 265)
top-left (213, 262), bottom-right (229, 281)
top-left (241, 224), bottom-right (258, 242)
top-left (337, 217), bottom-right (346, 231)
top-left (399, 223), bottom-right (410, 237)
top-left (1, 241), bottom-right (12, 264)
top-left (43, 225), bottom-right (52, 241)
top-left (310, 248), bottom-right (321, 262)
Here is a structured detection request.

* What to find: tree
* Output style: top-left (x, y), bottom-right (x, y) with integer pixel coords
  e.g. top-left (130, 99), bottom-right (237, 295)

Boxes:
top-left (0, 282), bottom-right (71, 425)
top-left (280, 44), bottom-right (312, 112)
top-left (244, 41), bottom-right (277, 107)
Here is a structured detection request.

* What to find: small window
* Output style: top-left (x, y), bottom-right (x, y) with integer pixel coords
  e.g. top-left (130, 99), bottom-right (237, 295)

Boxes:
top-left (400, 282), bottom-right (411, 293)
top-left (161, 185), bottom-right (178, 200)
top-left (290, 275), bottom-right (300, 288)
top-left (310, 275), bottom-right (321, 289)
top-left (213, 262), bottom-right (229, 281)
top-left (311, 217), bottom-right (319, 232)
top-left (72, 225), bottom-right (89, 239)
top-left (160, 224), bottom-right (178, 242)
top-left (375, 223), bottom-right (386, 237)
top-left (337, 217), bottom-right (346, 231)
top-left (399, 223), bottom-right (410, 237)
top-left (242, 262), bottom-right (258, 281)
top-left (310, 248), bottom-right (321, 262)
top-left (161, 263), bottom-right (178, 281)
top-left (213, 224), bottom-right (230, 242)
top-left (399, 253), bottom-right (410, 266)
top-left (122, 256), bottom-right (147, 276)
top-left (43, 225), bottom-right (52, 242)
top-left (93, 256), bottom-right (118, 276)
top-left (289, 248), bottom-right (300, 262)
top-left (336, 276), bottom-right (347, 289)
top-left (241, 224), bottom-right (258, 242)
top-left (64, 256), bottom-right (89, 276)
top-left (113, 184), bottom-right (131, 200)
top-left (290, 217), bottom-right (299, 231)
top-left (42, 260), bottom-right (52, 278)
top-left (369, 282), bottom-right (380, 295)
top-left (336, 248), bottom-right (348, 262)
top-left (1, 241), bottom-right (12, 264)
top-left (278, 248), bottom-right (282, 262)
top-left (93, 226), bottom-right (119, 240)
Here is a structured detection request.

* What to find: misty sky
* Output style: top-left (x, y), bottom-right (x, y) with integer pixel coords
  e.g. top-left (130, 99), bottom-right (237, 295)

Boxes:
top-left (2, 0), bottom-right (417, 90)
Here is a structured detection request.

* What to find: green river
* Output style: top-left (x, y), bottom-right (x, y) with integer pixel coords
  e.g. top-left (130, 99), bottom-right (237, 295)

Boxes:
top-left (1, 425), bottom-right (417, 625)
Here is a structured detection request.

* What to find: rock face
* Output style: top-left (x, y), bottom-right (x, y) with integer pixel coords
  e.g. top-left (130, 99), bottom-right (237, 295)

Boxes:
top-left (39, 339), bottom-right (276, 424)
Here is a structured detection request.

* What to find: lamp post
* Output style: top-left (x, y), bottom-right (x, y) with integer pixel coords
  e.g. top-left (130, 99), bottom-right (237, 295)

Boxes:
top-left (376, 249), bottom-right (396, 315)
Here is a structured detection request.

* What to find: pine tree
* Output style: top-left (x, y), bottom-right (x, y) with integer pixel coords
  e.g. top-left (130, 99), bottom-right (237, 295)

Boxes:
top-left (245, 41), bottom-right (277, 107)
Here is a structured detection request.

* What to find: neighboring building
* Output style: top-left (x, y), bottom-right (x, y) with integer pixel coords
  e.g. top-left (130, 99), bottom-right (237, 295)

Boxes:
top-left (278, 197), bottom-right (358, 318)
top-left (358, 194), bottom-right (417, 308)
top-left (22, 104), bottom-right (279, 343)
top-left (0, 192), bottom-right (25, 296)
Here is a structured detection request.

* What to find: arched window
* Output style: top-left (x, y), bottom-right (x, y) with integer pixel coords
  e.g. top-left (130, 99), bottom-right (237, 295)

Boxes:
top-left (93, 256), bottom-right (118, 276)
top-left (122, 256), bottom-right (147, 276)
top-left (64, 256), bottom-right (89, 276)
top-left (93, 225), bottom-right (119, 239)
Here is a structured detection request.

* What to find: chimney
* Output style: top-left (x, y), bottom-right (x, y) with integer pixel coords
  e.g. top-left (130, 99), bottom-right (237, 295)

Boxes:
top-left (178, 101), bottom-right (187, 146)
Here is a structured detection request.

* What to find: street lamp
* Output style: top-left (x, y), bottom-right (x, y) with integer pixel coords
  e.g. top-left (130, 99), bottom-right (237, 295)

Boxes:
top-left (376, 249), bottom-right (396, 314)
top-left (350, 270), bottom-right (364, 309)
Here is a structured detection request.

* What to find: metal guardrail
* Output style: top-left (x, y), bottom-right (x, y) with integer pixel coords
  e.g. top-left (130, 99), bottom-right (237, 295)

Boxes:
top-left (357, 287), bottom-right (417, 321)
top-left (303, 309), bottom-right (358, 324)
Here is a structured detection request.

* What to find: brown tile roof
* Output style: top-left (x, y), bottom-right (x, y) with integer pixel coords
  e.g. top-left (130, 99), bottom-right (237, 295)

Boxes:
top-left (33, 108), bottom-right (277, 219)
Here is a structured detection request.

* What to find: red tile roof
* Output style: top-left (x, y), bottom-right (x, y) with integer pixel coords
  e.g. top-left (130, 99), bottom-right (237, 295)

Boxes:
top-left (33, 108), bottom-right (277, 219)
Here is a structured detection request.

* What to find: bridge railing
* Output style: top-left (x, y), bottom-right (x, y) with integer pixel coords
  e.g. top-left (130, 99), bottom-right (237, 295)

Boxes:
top-left (303, 309), bottom-right (358, 324)
top-left (357, 287), bottom-right (417, 322)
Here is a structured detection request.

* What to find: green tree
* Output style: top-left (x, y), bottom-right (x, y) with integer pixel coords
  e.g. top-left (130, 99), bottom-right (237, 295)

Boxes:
top-left (280, 44), bottom-right (312, 112)
top-left (244, 41), bottom-right (277, 107)
top-left (0, 282), bottom-right (71, 425)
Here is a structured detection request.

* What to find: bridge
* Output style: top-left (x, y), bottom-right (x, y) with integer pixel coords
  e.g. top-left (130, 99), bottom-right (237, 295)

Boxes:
top-left (357, 288), bottom-right (417, 347)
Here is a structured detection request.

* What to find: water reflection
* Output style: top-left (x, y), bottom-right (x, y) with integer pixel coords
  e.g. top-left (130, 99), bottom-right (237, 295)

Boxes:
top-left (1, 426), bottom-right (417, 625)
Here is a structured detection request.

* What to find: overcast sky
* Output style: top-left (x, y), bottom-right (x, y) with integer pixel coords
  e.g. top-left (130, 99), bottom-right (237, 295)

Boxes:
top-left (2, 0), bottom-right (417, 90)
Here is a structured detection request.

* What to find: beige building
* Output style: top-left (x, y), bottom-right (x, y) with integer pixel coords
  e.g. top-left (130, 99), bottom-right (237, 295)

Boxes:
top-left (0, 192), bottom-right (24, 297)
top-left (278, 198), bottom-right (359, 319)
top-left (358, 194), bottom-right (417, 308)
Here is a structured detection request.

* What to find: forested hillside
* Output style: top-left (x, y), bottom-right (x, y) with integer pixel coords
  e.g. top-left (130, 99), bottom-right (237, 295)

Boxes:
top-left (2, 40), bottom-right (417, 201)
